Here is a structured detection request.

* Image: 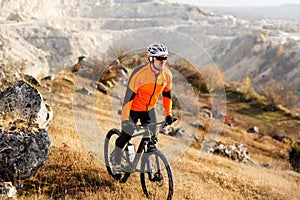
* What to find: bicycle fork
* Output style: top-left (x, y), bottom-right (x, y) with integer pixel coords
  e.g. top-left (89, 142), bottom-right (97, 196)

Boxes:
top-left (146, 152), bottom-right (164, 184)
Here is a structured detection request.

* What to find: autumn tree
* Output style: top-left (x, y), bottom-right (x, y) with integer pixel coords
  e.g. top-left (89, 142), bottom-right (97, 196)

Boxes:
top-left (239, 76), bottom-right (260, 102)
top-left (200, 65), bottom-right (225, 93)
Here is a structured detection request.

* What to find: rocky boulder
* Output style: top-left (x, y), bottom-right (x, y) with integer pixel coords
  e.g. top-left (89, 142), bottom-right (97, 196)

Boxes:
top-left (0, 79), bottom-right (52, 197)
top-left (0, 80), bottom-right (52, 129)
top-left (202, 140), bottom-right (256, 164)
top-left (0, 128), bottom-right (50, 181)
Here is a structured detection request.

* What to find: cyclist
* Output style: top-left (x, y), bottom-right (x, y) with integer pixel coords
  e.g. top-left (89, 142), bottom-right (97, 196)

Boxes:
top-left (113, 42), bottom-right (176, 172)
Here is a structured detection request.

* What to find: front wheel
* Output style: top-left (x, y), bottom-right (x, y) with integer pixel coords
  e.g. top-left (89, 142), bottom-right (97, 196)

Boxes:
top-left (140, 150), bottom-right (174, 200)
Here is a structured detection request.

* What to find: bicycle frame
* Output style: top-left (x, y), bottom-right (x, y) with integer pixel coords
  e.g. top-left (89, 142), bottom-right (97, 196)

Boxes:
top-left (124, 121), bottom-right (166, 173)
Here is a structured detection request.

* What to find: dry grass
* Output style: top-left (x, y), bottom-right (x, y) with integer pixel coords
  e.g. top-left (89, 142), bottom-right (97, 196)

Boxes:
top-left (11, 70), bottom-right (300, 200)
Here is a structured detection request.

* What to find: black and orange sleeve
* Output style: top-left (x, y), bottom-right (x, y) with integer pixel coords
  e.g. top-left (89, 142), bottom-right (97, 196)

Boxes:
top-left (121, 66), bottom-right (142, 121)
top-left (162, 69), bottom-right (173, 116)
top-left (121, 87), bottom-right (136, 121)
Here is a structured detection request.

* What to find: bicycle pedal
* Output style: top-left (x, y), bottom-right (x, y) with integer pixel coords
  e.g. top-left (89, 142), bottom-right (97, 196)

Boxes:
top-left (114, 174), bottom-right (122, 180)
top-left (119, 173), bottom-right (130, 183)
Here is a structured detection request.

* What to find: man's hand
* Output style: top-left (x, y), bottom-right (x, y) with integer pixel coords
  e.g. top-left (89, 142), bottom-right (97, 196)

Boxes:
top-left (165, 115), bottom-right (177, 125)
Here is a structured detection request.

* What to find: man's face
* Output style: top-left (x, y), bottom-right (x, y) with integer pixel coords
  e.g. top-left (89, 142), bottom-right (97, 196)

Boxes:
top-left (153, 55), bottom-right (168, 69)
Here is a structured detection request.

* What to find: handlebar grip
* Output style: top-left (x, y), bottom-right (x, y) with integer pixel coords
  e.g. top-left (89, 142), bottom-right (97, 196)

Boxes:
top-left (162, 117), bottom-right (177, 128)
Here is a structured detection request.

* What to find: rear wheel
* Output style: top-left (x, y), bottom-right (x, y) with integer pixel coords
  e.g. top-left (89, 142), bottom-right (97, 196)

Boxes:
top-left (104, 128), bottom-right (122, 180)
top-left (140, 150), bottom-right (174, 200)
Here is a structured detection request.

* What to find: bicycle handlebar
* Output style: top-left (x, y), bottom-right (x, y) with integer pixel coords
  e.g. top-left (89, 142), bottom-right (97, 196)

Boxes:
top-left (134, 118), bottom-right (177, 131)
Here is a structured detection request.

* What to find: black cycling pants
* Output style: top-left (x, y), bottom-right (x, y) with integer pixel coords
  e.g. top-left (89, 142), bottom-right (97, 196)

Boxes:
top-left (115, 108), bottom-right (157, 150)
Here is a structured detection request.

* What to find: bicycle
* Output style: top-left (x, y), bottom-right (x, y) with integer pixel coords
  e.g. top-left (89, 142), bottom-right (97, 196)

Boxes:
top-left (104, 119), bottom-right (176, 200)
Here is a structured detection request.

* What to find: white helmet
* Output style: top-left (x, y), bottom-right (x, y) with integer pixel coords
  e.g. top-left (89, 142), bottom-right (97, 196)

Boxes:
top-left (147, 42), bottom-right (168, 57)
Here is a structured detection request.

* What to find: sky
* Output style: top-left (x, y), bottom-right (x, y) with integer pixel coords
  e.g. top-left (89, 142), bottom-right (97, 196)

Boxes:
top-left (167, 0), bottom-right (300, 7)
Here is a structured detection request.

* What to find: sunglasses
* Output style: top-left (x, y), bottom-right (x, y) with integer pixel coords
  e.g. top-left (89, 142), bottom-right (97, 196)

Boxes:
top-left (155, 56), bottom-right (168, 61)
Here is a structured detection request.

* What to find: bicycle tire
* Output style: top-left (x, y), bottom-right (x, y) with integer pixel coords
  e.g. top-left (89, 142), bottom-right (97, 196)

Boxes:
top-left (140, 150), bottom-right (174, 200)
top-left (104, 128), bottom-right (121, 180)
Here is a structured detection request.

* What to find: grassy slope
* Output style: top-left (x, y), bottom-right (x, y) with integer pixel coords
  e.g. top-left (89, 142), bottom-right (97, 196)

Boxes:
top-left (17, 70), bottom-right (300, 200)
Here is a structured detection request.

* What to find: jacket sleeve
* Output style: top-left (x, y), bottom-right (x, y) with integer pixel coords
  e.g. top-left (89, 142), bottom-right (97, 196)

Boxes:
top-left (121, 69), bottom-right (139, 121)
top-left (162, 71), bottom-right (172, 116)
top-left (121, 87), bottom-right (136, 121)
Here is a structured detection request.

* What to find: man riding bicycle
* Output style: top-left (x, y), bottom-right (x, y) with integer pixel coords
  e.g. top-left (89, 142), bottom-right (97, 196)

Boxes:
top-left (114, 42), bottom-right (176, 172)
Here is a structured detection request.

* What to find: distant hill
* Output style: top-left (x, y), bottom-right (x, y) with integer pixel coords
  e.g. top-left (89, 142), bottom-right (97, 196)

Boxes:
top-left (202, 4), bottom-right (300, 21)
top-left (0, 0), bottom-right (299, 100)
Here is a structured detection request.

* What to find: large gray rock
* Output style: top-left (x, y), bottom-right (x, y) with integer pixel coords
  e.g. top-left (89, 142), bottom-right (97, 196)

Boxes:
top-left (0, 79), bottom-right (52, 195)
top-left (0, 80), bottom-right (53, 129)
top-left (0, 128), bottom-right (50, 181)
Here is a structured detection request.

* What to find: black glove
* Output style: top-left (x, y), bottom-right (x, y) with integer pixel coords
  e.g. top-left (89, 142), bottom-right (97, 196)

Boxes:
top-left (165, 115), bottom-right (176, 125)
top-left (122, 120), bottom-right (135, 135)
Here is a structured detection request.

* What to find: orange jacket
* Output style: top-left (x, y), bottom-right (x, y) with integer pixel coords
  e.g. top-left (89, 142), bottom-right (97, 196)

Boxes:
top-left (121, 63), bottom-right (173, 121)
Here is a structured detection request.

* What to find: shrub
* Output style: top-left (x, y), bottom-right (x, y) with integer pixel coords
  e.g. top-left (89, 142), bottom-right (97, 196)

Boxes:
top-left (171, 60), bottom-right (225, 93)
top-left (170, 60), bottom-right (206, 93)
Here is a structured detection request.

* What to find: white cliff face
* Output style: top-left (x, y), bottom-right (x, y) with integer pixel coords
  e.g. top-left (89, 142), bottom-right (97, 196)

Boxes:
top-left (0, 0), bottom-right (167, 20)
top-left (0, 0), bottom-right (299, 98)
top-left (1, 0), bottom-right (77, 19)
top-left (0, 0), bottom-right (180, 78)
top-left (0, 0), bottom-right (118, 78)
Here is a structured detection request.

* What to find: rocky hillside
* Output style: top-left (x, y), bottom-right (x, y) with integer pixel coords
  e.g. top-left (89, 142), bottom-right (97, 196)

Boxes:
top-left (1, 1), bottom-right (300, 198)
top-left (1, 0), bottom-right (300, 100)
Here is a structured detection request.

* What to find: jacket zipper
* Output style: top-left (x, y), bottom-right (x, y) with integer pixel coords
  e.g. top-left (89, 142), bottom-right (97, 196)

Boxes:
top-left (146, 73), bottom-right (158, 111)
